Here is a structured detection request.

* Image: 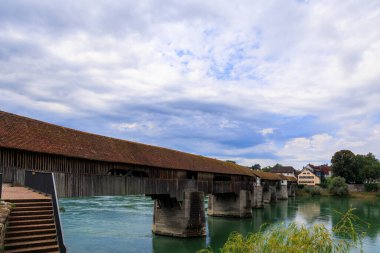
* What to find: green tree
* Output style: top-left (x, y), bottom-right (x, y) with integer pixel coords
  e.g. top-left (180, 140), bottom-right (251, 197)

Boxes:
top-left (331, 150), bottom-right (357, 183)
top-left (262, 166), bottom-right (272, 172)
top-left (356, 153), bottom-right (380, 183)
top-left (328, 176), bottom-right (348, 196)
top-left (251, 164), bottom-right (261, 170)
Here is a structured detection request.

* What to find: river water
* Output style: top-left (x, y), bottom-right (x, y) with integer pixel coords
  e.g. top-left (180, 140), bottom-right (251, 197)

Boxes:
top-left (59, 196), bottom-right (380, 253)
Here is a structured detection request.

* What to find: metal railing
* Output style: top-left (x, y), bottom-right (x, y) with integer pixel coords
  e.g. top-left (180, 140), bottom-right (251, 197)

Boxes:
top-left (24, 171), bottom-right (66, 253)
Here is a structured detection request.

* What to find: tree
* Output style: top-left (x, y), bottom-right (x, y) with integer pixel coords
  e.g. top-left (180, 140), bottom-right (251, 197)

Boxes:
top-left (331, 150), bottom-right (357, 183)
top-left (356, 153), bottom-right (380, 183)
top-left (225, 160), bottom-right (236, 164)
top-left (251, 164), bottom-right (261, 170)
top-left (328, 176), bottom-right (348, 196)
top-left (262, 166), bottom-right (272, 172)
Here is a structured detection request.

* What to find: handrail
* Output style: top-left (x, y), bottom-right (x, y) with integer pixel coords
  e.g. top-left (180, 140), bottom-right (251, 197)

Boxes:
top-left (24, 170), bottom-right (66, 253)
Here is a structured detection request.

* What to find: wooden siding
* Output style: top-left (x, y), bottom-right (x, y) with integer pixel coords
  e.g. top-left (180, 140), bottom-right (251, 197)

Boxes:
top-left (0, 147), bottom-right (187, 179)
top-left (0, 148), bottom-right (251, 182)
top-left (53, 172), bottom-right (251, 200)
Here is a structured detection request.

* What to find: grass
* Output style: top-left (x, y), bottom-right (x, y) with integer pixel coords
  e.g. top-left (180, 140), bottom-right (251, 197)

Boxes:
top-left (198, 209), bottom-right (369, 253)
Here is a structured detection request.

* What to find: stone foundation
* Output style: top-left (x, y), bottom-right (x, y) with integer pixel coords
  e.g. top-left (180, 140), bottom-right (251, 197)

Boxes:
top-left (252, 185), bottom-right (263, 208)
top-left (288, 184), bottom-right (296, 197)
top-left (0, 201), bottom-right (12, 248)
top-left (152, 191), bottom-right (206, 237)
top-left (208, 190), bottom-right (252, 218)
top-left (263, 185), bottom-right (277, 204)
top-left (277, 185), bottom-right (288, 200)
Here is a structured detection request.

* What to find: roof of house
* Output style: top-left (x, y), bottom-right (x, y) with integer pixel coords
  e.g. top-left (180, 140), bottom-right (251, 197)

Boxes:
top-left (271, 165), bottom-right (295, 174)
top-left (306, 164), bottom-right (331, 175)
top-left (299, 167), bottom-right (320, 178)
top-left (0, 111), bottom-right (254, 177)
top-left (251, 170), bottom-right (282, 181)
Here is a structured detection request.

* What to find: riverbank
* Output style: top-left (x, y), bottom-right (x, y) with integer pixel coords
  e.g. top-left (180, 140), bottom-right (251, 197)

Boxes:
top-left (296, 189), bottom-right (379, 199)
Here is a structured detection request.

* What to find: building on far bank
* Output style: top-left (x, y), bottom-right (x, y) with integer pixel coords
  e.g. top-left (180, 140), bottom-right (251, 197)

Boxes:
top-left (271, 165), bottom-right (296, 177)
top-left (297, 167), bottom-right (321, 186)
top-left (304, 164), bottom-right (331, 180)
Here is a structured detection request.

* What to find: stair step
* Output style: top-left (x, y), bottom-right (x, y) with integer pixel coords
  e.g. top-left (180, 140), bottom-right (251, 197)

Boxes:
top-left (9, 215), bottom-right (53, 221)
top-left (3, 199), bottom-right (51, 203)
top-left (6, 229), bottom-right (57, 238)
top-left (11, 211), bottom-right (53, 217)
top-left (4, 244), bottom-right (59, 253)
top-left (7, 224), bottom-right (55, 232)
top-left (14, 202), bottom-right (52, 208)
top-left (8, 219), bottom-right (54, 227)
top-left (5, 239), bottom-right (57, 250)
top-left (12, 207), bottom-right (52, 212)
top-left (5, 233), bottom-right (57, 244)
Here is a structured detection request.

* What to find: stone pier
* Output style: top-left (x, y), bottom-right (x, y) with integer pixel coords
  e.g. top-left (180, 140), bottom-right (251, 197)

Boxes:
top-left (152, 191), bottom-right (206, 237)
top-left (263, 183), bottom-right (277, 204)
top-left (277, 179), bottom-right (288, 200)
top-left (252, 184), bottom-right (263, 208)
top-left (207, 190), bottom-right (252, 218)
top-left (288, 184), bottom-right (296, 197)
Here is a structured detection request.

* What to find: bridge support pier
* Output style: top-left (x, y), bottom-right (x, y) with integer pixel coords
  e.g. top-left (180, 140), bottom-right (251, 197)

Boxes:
top-left (252, 185), bottom-right (263, 208)
top-left (277, 180), bottom-right (288, 200)
top-left (288, 184), bottom-right (296, 197)
top-left (207, 190), bottom-right (252, 218)
top-left (152, 191), bottom-right (206, 237)
top-left (263, 184), bottom-right (277, 204)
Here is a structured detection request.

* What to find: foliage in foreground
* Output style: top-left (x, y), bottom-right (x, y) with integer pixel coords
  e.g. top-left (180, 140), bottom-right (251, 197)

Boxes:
top-left (198, 209), bottom-right (368, 253)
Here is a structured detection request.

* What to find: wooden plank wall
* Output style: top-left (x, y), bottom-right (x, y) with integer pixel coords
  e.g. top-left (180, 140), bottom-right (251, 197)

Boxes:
top-left (53, 172), bottom-right (250, 200)
top-left (0, 147), bottom-right (183, 179)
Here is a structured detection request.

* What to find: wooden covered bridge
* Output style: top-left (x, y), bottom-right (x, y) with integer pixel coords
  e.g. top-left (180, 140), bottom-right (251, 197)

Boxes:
top-left (0, 111), bottom-right (296, 238)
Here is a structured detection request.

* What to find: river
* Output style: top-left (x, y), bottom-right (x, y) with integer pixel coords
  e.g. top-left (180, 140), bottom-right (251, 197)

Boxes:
top-left (59, 196), bottom-right (380, 253)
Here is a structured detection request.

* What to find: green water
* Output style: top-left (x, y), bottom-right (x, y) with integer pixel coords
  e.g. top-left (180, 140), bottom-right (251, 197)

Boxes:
top-left (59, 196), bottom-right (380, 253)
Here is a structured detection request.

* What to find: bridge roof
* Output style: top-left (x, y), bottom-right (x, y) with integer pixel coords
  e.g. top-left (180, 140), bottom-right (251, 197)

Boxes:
top-left (0, 111), bottom-right (254, 177)
top-left (251, 170), bottom-right (282, 181)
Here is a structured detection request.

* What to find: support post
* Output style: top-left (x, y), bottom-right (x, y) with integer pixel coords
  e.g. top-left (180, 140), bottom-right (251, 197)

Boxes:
top-left (152, 191), bottom-right (205, 237)
top-left (288, 184), bottom-right (296, 197)
top-left (207, 190), bottom-right (252, 218)
top-left (277, 180), bottom-right (288, 200)
top-left (252, 183), bottom-right (263, 209)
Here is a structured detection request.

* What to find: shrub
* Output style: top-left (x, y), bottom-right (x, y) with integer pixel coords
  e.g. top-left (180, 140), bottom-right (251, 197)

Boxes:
top-left (320, 178), bottom-right (329, 189)
top-left (297, 184), bottom-right (304, 189)
top-left (364, 183), bottom-right (379, 192)
top-left (197, 209), bottom-right (368, 253)
top-left (310, 186), bottom-right (322, 196)
top-left (304, 186), bottom-right (312, 193)
top-left (328, 176), bottom-right (349, 196)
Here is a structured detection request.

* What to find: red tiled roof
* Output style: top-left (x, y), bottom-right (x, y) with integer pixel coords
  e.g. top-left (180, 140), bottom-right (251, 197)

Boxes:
top-left (0, 111), bottom-right (254, 176)
top-left (271, 165), bottom-right (295, 174)
top-left (251, 170), bottom-right (282, 181)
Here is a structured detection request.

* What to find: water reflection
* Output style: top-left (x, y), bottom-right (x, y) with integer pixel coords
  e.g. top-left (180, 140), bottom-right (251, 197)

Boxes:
top-left (152, 235), bottom-right (206, 253)
top-left (59, 196), bottom-right (380, 253)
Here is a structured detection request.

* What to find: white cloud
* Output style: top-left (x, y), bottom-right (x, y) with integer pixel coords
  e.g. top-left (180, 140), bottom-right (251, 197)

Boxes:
top-left (1, 1), bottom-right (380, 168)
top-left (258, 128), bottom-right (275, 136)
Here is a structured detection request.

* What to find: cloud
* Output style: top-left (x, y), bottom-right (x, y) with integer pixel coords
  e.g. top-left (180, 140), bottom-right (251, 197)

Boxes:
top-left (1, 0), bottom-right (380, 169)
top-left (258, 128), bottom-right (275, 136)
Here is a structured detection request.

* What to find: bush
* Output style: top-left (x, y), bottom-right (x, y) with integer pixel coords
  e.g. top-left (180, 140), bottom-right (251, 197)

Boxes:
top-left (197, 209), bottom-right (368, 253)
top-left (364, 183), bottom-right (379, 192)
top-left (304, 186), bottom-right (312, 193)
top-left (328, 176), bottom-right (349, 196)
top-left (310, 186), bottom-right (322, 196)
top-left (320, 178), bottom-right (329, 189)
top-left (297, 184), bottom-right (304, 189)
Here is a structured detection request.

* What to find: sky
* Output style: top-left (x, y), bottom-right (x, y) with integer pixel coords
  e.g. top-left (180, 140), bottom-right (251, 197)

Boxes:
top-left (1, 0), bottom-right (380, 170)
